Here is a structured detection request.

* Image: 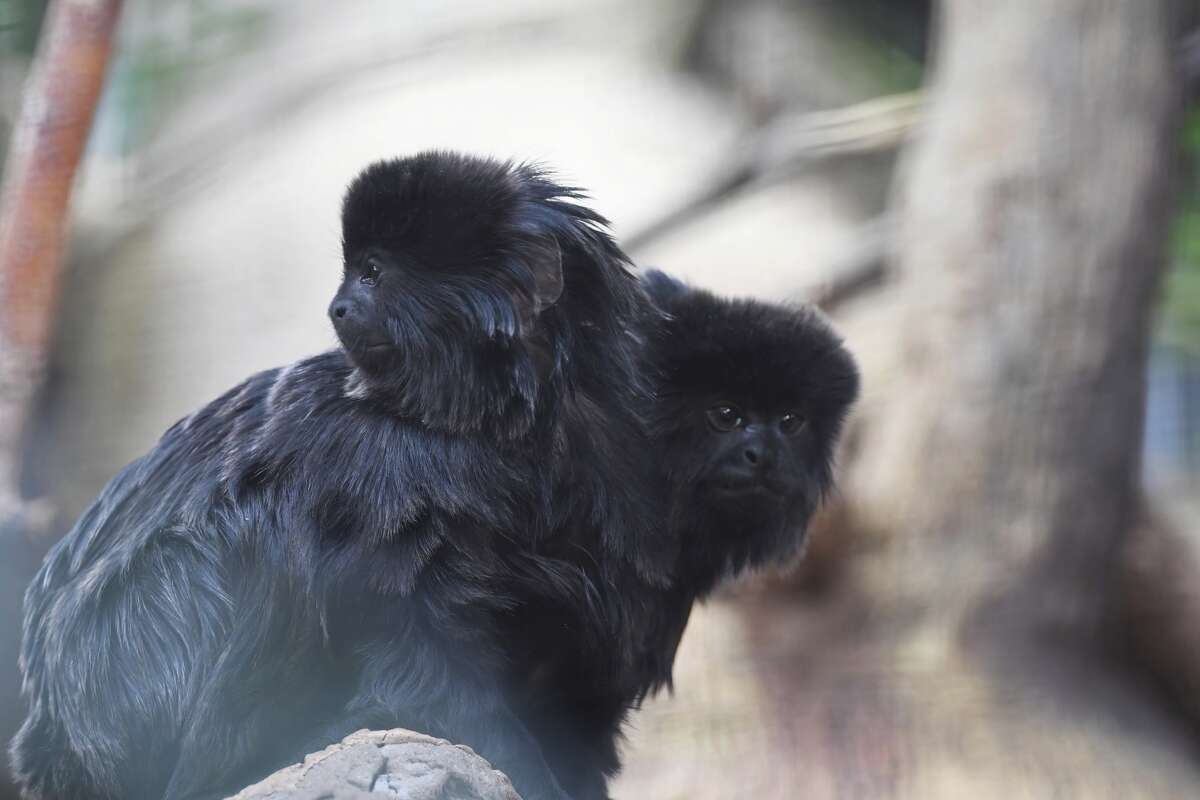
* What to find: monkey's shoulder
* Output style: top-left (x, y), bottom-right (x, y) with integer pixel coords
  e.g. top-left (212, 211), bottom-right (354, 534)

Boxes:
top-left (34, 351), bottom-right (526, 600)
top-left (154, 350), bottom-right (521, 511)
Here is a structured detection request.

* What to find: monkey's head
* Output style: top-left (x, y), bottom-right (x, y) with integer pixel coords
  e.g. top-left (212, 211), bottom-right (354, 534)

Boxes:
top-left (644, 270), bottom-right (859, 592)
top-left (332, 151), bottom-right (627, 438)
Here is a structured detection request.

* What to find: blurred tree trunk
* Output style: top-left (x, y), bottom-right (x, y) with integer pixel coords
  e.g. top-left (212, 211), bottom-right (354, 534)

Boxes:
top-left (747, 1), bottom-right (1200, 796)
top-left (0, 0), bottom-right (122, 537)
top-left (0, 2), bottom-right (123, 798)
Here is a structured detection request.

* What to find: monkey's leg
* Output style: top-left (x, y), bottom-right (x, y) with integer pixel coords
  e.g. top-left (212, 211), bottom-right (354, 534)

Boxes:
top-left (439, 699), bottom-right (574, 800)
top-left (8, 705), bottom-right (114, 800)
top-left (541, 741), bottom-right (615, 800)
top-left (157, 603), bottom-right (338, 800)
top-left (519, 703), bottom-right (618, 800)
top-left (341, 634), bottom-right (575, 800)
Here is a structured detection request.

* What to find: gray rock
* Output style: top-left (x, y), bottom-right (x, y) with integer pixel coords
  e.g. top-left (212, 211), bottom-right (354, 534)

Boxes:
top-left (226, 729), bottom-right (521, 800)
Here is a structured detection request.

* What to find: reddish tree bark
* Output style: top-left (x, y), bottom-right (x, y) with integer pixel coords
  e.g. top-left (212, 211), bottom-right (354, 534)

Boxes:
top-left (0, 0), bottom-right (123, 537)
top-left (0, 4), bottom-right (122, 796)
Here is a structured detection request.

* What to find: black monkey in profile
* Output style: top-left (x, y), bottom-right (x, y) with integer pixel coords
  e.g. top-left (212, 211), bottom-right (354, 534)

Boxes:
top-left (11, 152), bottom-right (669, 800)
top-left (505, 271), bottom-right (860, 799)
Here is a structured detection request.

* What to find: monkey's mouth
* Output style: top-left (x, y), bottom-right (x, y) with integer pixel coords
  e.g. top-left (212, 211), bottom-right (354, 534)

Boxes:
top-left (343, 340), bottom-right (399, 372)
top-left (712, 478), bottom-right (784, 499)
top-left (348, 338), bottom-right (396, 357)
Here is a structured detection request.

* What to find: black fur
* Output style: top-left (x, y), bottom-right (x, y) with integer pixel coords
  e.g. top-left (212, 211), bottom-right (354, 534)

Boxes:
top-left (504, 272), bottom-right (860, 800)
top-left (10, 152), bottom-right (667, 800)
top-left (642, 269), bottom-right (860, 597)
top-left (9, 152), bottom-right (858, 800)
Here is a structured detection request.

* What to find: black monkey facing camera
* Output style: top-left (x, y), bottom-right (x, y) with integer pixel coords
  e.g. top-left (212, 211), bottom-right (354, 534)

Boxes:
top-left (642, 270), bottom-right (859, 597)
top-left (10, 152), bottom-right (667, 800)
top-left (506, 272), bottom-right (860, 800)
top-left (624, 268), bottom-right (859, 690)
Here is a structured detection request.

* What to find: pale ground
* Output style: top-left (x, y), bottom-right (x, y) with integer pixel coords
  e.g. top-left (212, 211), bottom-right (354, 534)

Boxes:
top-left (613, 600), bottom-right (784, 799)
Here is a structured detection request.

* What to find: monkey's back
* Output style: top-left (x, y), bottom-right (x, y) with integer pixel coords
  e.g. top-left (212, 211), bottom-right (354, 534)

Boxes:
top-left (10, 350), bottom-right (533, 799)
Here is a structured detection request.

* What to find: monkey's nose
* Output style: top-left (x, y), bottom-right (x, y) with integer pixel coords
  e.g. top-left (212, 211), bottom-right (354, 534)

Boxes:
top-left (332, 303), bottom-right (349, 320)
top-left (742, 437), bottom-right (778, 471)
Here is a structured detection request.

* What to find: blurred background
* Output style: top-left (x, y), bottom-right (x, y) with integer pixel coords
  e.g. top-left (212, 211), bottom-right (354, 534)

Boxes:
top-left (2, 1), bottom-right (1199, 797)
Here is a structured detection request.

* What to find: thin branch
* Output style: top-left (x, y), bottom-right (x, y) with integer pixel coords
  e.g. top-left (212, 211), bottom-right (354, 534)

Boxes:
top-left (800, 216), bottom-right (892, 312)
top-left (625, 92), bottom-right (922, 253)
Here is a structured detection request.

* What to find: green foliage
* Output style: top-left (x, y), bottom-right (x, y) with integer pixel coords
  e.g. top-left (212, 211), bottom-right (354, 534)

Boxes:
top-left (0, 0), bottom-right (272, 157)
top-left (830, 29), bottom-right (924, 94)
top-left (112, 0), bottom-right (272, 149)
top-left (1162, 110), bottom-right (1200, 354)
top-left (826, 3), bottom-right (925, 94)
top-left (0, 0), bottom-right (46, 57)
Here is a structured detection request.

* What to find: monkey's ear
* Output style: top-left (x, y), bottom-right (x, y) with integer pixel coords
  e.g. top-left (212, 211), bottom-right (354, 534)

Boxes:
top-left (642, 269), bottom-right (688, 310)
top-left (530, 236), bottom-right (564, 315)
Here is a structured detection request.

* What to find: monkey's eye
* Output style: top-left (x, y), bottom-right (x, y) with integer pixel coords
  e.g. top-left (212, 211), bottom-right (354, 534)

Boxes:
top-left (780, 412), bottom-right (808, 436)
top-left (706, 404), bottom-right (744, 433)
top-left (360, 260), bottom-right (381, 286)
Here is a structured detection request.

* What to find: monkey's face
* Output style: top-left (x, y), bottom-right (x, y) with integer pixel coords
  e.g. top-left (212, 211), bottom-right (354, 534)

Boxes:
top-left (659, 389), bottom-right (833, 564)
top-left (695, 401), bottom-right (812, 507)
top-left (328, 247), bottom-right (513, 371)
top-left (644, 271), bottom-right (859, 583)
top-left (657, 368), bottom-right (855, 586)
top-left (328, 249), bottom-right (395, 367)
top-left (331, 153), bottom-right (565, 436)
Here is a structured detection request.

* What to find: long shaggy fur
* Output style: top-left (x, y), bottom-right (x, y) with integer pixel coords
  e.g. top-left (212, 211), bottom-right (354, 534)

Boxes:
top-left (10, 152), bottom-right (666, 800)
top-left (643, 267), bottom-right (859, 618)
top-left (503, 272), bottom-right (861, 800)
top-left (10, 154), bottom-right (860, 800)
top-left (642, 269), bottom-right (860, 595)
